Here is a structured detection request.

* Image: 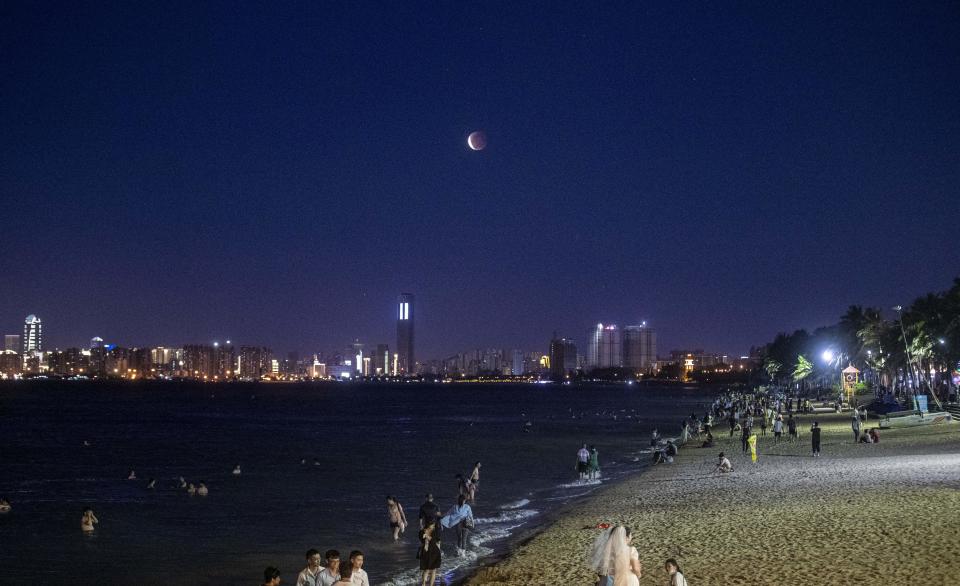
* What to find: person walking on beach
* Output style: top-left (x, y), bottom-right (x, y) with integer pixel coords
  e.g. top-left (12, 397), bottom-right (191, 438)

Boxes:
top-left (772, 415), bottom-right (783, 443)
top-left (787, 415), bottom-right (798, 441)
top-left (740, 423), bottom-right (750, 453)
top-left (417, 519), bottom-right (442, 586)
top-left (296, 549), bottom-right (323, 586)
top-left (811, 421), bottom-right (822, 457)
top-left (577, 444), bottom-right (591, 482)
top-left (589, 445), bottom-right (601, 480)
top-left (81, 507), bottom-right (98, 533)
top-left (418, 493), bottom-right (439, 529)
top-left (386, 496), bottom-right (407, 541)
top-left (851, 413), bottom-right (861, 443)
top-left (759, 416), bottom-right (767, 436)
top-left (665, 558), bottom-right (688, 586)
top-left (441, 494), bottom-right (475, 556)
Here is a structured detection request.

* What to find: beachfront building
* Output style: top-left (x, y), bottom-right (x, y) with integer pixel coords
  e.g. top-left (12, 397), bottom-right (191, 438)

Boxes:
top-left (623, 323), bottom-right (657, 373)
top-left (587, 323), bottom-right (621, 369)
top-left (396, 293), bottom-right (415, 375)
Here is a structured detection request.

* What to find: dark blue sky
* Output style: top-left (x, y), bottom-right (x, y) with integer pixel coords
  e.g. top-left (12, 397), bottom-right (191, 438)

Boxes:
top-left (2, 2), bottom-right (958, 358)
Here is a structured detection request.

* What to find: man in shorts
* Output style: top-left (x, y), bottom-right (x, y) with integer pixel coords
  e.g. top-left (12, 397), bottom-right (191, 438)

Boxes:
top-left (576, 444), bottom-right (590, 482)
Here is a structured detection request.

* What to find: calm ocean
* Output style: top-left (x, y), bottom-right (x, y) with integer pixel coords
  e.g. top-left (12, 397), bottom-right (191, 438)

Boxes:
top-left (0, 381), bottom-right (710, 585)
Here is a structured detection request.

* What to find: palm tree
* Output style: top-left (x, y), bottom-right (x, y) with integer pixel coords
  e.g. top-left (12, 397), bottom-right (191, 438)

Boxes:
top-left (793, 355), bottom-right (813, 393)
top-left (764, 359), bottom-right (782, 386)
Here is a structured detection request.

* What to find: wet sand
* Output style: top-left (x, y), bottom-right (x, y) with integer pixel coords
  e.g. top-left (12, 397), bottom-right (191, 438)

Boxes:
top-left (466, 410), bottom-right (960, 585)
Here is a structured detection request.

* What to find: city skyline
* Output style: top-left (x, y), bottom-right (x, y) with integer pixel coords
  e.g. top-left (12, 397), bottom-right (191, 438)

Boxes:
top-left (2, 3), bottom-right (957, 362)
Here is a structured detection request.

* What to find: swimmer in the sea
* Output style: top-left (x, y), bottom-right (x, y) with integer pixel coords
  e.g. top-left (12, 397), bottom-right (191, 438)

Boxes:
top-left (187, 483), bottom-right (197, 495)
top-left (147, 478), bottom-right (156, 489)
top-left (232, 464), bottom-right (242, 475)
top-left (127, 470), bottom-right (136, 480)
top-left (179, 476), bottom-right (187, 489)
top-left (0, 498), bottom-right (11, 513)
top-left (197, 482), bottom-right (209, 496)
top-left (81, 507), bottom-right (98, 532)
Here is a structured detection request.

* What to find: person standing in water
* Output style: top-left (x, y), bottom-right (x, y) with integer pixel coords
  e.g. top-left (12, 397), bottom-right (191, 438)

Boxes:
top-left (386, 496), bottom-right (407, 541)
top-left (588, 446), bottom-right (601, 480)
top-left (418, 493), bottom-right (439, 530)
top-left (576, 444), bottom-right (590, 482)
top-left (417, 520), bottom-right (442, 586)
top-left (81, 507), bottom-right (98, 533)
top-left (441, 494), bottom-right (475, 556)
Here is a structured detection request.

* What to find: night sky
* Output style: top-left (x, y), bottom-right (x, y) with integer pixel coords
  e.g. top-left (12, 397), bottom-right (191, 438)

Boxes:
top-left (2, 2), bottom-right (958, 358)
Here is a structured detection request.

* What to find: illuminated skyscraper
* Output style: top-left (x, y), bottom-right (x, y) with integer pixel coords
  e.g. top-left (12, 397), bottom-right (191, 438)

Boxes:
top-left (22, 315), bottom-right (42, 354)
top-left (587, 323), bottom-right (621, 369)
top-left (396, 293), bottom-right (415, 374)
top-left (623, 323), bottom-right (657, 373)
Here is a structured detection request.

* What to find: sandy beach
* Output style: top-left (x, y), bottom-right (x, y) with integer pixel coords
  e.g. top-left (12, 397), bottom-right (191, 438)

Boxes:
top-left (466, 410), bottom-right (960, 585)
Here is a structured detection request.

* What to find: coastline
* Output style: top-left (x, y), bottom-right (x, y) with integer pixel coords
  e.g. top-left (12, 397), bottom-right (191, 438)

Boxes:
top-left (462, 410), bottom-right (960, 585)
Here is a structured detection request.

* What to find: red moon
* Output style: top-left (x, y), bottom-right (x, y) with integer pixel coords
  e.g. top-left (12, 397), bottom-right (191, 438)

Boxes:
top-left (467, 131), bottom-right (487, 151)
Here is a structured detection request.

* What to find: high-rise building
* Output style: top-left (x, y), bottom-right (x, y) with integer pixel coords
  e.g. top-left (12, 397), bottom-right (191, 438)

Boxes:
top-left (396, 293), bottom-right (415, 375)
top-left (587, 323), bottom-right (621, 369)
top-left (623, 323), bottom-right (657, 373)
top-left (22, 315), bottom-right (42, 355)
top-left (4, 335), bottom-right (20, 352)
top-left (512, 349), bottom-right (524, 375)
top-left (549, 336), bottom-right (578, 380)
top-left (374, 344), bottom-right (390, 375)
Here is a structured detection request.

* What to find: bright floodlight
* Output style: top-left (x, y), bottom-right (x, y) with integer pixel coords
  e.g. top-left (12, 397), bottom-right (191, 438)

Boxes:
top-left (822, 350), bottom-right (834, 363)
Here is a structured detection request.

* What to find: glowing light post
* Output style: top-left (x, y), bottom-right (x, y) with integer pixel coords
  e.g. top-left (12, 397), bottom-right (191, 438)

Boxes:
top-left (821, 349), bottom-right (841, 400)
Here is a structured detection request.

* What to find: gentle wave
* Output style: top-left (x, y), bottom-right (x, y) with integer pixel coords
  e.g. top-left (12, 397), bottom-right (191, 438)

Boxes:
top-left (475, 508), bottom-right (539, 524)
top-left (500, 498), bottom-right (530, 510)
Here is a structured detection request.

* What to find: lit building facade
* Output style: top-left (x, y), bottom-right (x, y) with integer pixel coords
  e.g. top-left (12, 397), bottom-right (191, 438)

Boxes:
top-left (4, 335), bottom-right (20, 352)
top-left (623, 324), bottom-right (657, 373)
top-left (396, 293), bottom-right (415, 374)
top-left (587, 324), bottom-right (621, 369)
top-left (22, 315), bottom-right (42, 355)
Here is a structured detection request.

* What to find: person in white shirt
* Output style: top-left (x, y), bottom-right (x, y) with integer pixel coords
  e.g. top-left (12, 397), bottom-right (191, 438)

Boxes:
top-left (665, 558), bottom-right (689, 585)
top-left (576, 444), bottom-right (591, 481)
top-left (349, 550), bottom-right (369, 586)
top-left (297, 549), bottom-right (323, 586)
top-left (713, 452), bottom-right (733, 474)
top-left (317, 550), bottom-right (341, 586)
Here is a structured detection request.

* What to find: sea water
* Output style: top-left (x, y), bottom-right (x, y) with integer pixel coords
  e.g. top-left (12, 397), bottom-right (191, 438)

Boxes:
top-left (0, 380), bottom-right (711, 585)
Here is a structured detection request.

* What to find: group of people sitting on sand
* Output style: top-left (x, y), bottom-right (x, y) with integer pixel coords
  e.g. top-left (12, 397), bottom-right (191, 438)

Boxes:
top-left (589, 525), bottom-right (689, 585)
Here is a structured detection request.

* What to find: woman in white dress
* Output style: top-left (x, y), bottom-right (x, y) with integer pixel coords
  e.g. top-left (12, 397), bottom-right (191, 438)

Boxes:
top-left (589, 525), bottom-right (642, 586)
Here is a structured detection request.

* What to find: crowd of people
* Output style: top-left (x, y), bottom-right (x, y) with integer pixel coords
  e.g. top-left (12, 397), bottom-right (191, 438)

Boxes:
top-left (253, 462), bottom-right (479, 586)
